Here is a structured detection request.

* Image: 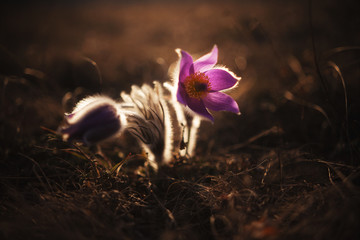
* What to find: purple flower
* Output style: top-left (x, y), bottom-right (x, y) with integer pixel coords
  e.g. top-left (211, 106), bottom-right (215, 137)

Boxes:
top-left (59, 96), bottom-right (126, 145)
top-left (175, 45), bottom-right (240, 121)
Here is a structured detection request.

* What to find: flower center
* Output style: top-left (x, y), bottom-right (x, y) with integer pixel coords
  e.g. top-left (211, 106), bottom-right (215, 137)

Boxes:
top-left (184, 72), bottom-right (211, 99)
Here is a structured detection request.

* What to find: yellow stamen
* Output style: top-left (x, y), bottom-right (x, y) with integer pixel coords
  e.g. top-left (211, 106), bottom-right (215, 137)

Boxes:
top-left (184, 72), bottom-right (211, 99)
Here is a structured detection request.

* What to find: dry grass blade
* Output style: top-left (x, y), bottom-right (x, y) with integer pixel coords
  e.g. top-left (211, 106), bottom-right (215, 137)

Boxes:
top-left (284, 91), bottom-right (331, 126)
top-left (324, 46), bottom-right (360, 58)
top-left (224, 126), bottom-right (284, 152)
top-left (326, 61), bottom-right (355, 162)
top-left (327, 61), bottom-right (348, 126)
top-left (18, 153), bottom-right (54, 193)
top-left (72, 143), bottom-right (101, 178)
top-left (147, 181), bottom-right (177, 226)
top-left (82, 56), bottom-right (103, 86)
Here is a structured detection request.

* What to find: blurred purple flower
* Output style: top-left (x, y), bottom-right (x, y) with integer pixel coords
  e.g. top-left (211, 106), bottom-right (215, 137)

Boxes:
top-left (176, 45), bottom-right (240, 121)
top-left (59, 96), bottom-right (126, 145)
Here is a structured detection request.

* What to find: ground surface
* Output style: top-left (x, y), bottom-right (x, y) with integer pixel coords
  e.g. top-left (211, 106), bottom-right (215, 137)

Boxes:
top-left (0, 0), bottom-right (360, 239)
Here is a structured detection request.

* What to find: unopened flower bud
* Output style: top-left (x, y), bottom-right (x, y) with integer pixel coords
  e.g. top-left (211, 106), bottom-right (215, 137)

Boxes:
top-left (59, 96), bottom-right (126, 145)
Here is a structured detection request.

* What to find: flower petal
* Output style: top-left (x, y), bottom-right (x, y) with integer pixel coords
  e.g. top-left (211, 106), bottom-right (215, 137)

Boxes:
top-left (177, 49), bottom-right (194, 83)
top-left (176, 84), bottom-right (187, 105)
top-left (84, 119), bottom-right (121, 144)
top-left (203, 92), bottom-right (240, 114)
top-left (186, 96), bottom-right (214, 121)
top-left (205, 68), bottom-right (239, 91)
top-left (194, 45), bottom-right (218, 72)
